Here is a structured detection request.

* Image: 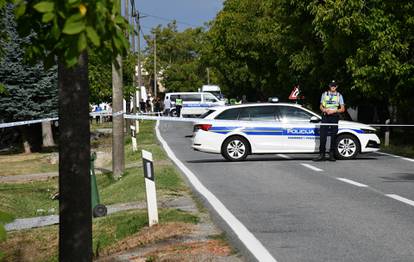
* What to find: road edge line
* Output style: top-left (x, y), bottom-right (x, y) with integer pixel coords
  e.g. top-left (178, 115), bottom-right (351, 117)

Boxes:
top-left (155, 120), bottom-right (278, 262)
top-left (301, 163), bottom-right (323, 172)
top-left (377, 152), bottom-right (414, 162)
top-left (386, 194), bottom-right (414, 207)
top-left (336, 178), bottom-right (368, 187)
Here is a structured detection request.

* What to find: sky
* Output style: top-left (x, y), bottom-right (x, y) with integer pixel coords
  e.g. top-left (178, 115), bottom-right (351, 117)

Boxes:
top-left (127, 0), bottom-right (224, 48)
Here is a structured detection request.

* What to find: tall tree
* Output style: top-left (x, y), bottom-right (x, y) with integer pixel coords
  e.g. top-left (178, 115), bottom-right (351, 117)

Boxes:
top-left (0, 5), bottom-right (57, 153)
top-left (13, 1), bottom-right (129, 261)
top-left (310, 0), bottom-right (414, 121)
top-left (143, 22), bottom-right (208, 93)
top-left (207, 0), bottom-right (413, 119)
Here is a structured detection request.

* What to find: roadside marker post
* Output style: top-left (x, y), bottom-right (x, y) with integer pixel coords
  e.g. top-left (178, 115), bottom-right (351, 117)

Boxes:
top-left (130, 125), bottom-right (137, 152)
top-left (142, 150), bottom-right (159, 226)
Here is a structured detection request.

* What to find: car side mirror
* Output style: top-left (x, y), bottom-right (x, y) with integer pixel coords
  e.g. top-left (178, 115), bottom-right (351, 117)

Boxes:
top-left (310, 116), bottom-right (321, 123)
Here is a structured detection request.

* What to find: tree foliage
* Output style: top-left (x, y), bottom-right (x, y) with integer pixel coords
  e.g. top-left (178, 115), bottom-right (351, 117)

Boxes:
top-left (0, 4), bottom-right (57, 122)
top-left (143, 22), bottom-right (210, 93)
top-left (207, 0), bottom-right (414, 120)
top-left (88, 47), bottom-right (112, 104)
top-left (14, 0), bottom-right (129, 67)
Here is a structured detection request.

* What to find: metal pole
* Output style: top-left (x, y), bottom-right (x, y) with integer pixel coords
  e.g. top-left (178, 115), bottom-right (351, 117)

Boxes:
top-left (154, 33), bottom-right (157, 99)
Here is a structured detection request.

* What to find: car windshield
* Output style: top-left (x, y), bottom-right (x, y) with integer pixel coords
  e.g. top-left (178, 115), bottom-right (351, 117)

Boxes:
top-left (204, 93), bottom-right (219, 102)
top-left (278, 106), bottom-right (314, 122)
top-left (199, 109), bottom-right (216, 118)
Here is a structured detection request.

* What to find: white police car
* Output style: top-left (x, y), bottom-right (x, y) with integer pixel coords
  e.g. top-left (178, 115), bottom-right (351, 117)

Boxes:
top-left (192, 103), bottom-right (380, 161)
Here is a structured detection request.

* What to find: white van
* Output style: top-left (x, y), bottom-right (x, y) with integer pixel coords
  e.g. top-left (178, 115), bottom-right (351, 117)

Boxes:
top-left (201, 85), bottom-right (223, 100)
top-left (164, 92), bottom-right (225, 117)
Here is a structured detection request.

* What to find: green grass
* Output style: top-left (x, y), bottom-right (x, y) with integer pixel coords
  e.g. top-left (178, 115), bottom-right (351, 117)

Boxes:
top-left (0, 164), bottom-right (186, 219)
top-left (0, 179), bottom-right (58, 218)
top-left (0, 119), bottom-right (197, 261)
top-left (0, 210), bottom-right (14, 260)
top-left (90, 121), bottom-right (112, 130)
top-left (99, 165), bottom-right (186, 205)
top-left (381, 144), bottom-right (414, 158)
top-left (380, 129), bottom-right (414, 158)
top-left (0, 153), bottom-right (58, 177)
top-left (93, 209), bottom-right (199, 254)
top-left (0, 209), bottom-right (198, 262)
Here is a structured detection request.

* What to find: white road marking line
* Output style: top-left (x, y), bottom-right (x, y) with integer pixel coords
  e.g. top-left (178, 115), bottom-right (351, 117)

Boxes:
top-left (376, 152), bottom-right (414, 162)
top-left (301, 163), bottom-right (323, 172)
top-left (386, 194), bottom-right (414, 207)
top-left (336, 178), bottom-right (369, 187)
top-left (155, 121), bottom-right (278, 262)
top-left (277, 154), bottom-right (291, 159)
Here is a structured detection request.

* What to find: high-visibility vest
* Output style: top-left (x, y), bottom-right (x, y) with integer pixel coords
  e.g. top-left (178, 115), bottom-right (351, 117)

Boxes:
top-left (175, 98), bottom-right (183, 106)
top-left (322, 92), bottom-right (340, 109)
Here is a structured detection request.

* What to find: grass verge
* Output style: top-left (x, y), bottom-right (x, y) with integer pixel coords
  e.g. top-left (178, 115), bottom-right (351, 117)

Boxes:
top-left (0, 209), bottom-right (199, 262)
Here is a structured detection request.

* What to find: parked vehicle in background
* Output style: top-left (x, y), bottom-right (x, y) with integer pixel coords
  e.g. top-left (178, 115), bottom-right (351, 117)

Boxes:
top-left (192, 103), bottom-right (380, 161)
top-left (200, 85), bottom-right (224, 100)
top-left (163, 92), bottom-right (225, 117)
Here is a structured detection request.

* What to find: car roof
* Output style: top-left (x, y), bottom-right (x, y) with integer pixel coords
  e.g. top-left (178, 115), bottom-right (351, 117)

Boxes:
top-left (210, 102), bottom-right (305, 111)
top-left (165, 92), bottom-right (211, 95)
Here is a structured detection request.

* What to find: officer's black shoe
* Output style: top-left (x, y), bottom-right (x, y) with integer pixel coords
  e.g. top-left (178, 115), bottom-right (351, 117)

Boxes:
top-left (328, 152), bottom-right (336, 162)
top-left (313, 154), bottom-right (326, 162)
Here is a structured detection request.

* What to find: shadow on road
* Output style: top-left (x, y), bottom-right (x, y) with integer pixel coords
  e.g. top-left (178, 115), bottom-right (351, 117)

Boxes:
top-left (186, 156), bottom-right (379, 164)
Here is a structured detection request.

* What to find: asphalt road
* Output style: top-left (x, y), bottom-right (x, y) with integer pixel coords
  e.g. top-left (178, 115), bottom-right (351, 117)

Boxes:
top-left (158, 121), bottom-right (414, 262)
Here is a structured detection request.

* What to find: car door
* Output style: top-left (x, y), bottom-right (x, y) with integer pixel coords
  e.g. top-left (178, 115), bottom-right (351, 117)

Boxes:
top-left (181, 93), bottom-right (202, 115)
top-left (237, 106), bottom-right (283, 152)
top-left (276, 105), bottom-right (319, 152)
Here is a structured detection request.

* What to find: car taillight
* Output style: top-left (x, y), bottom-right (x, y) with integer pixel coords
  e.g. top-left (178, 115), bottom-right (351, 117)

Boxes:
top-left (194, 124), bottom-right (212, 131)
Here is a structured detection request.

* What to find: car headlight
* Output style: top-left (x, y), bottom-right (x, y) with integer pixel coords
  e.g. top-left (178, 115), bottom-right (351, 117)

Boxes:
top-left (361, 128), bottom-right (376, 134)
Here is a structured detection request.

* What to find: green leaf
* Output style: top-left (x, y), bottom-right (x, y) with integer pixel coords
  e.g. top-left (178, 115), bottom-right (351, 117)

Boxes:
top-left (51, 17), bottom-right (61, 39)
top-left (33, 1), bottom-right (54, 13)
top-left (78, 32), bottom-right (87, 52)
top-left (0, 83), bottom-right (6, 94)
top-left (114, 16), bottom-right (125, 25)
top-left (14, 2), bottom-right (26, 17)
top-left (62, 14), bottom-right (86, 35)
top-left (64, 46), bottom-right (79, 68)
top-left (42, 12), bottom-right (54, 23)
top-left (86, 26), bottom-right (100, 47)
top-left (112, 34), bottom-right (122, 50)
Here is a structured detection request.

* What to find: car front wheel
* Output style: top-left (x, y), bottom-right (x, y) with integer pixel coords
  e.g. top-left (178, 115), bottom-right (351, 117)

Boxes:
top-left (221, 136), bottom-right (250, 161)
top-left (335, 134), bottom-right (360, 160)
top-left (169, 109), bottom-right (177, 117)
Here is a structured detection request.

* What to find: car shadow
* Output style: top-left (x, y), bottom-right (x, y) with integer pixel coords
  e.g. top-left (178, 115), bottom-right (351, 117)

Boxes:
top-left (186, 156), bottom-right (379, 163)
top-left (380, 173), bottom-right (414, 182)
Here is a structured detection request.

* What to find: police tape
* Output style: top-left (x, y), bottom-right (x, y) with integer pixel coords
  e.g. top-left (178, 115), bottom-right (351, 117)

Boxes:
top-left (2, 113), bottom-right (414, 129)
top-left (123, 114), bottom-right (414, 127)
top-left (124, 114), bottom-right (197, 123)
top-left (0, 118), bottom-right (58, 129)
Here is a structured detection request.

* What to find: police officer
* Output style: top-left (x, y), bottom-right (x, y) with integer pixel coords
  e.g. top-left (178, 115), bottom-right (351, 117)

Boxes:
top-left (313, 80), bottom-right (345, 162)
top-left (175, 95), bottom-right (183, 117)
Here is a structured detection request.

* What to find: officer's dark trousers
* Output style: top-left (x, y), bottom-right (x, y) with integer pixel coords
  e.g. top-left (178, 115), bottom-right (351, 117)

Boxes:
top-left (176, 105), bottom-right (182, 117)
top-left (319, 114), bottom-right (339, 153)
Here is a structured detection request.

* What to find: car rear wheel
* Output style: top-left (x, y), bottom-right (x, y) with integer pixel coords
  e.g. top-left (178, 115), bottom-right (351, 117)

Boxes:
top-left (335, 134), bottom-right (360, 160)
top-left (221, 136), bottom-right (250, 161)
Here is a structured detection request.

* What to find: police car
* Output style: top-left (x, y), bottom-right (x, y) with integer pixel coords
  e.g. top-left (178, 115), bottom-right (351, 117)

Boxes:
top-left (192, 103), bottom-right (380, 161)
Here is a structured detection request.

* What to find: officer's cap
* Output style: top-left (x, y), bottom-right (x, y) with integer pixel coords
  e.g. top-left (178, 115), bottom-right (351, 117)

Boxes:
top-left (329, 80), bottom-right (338, 87)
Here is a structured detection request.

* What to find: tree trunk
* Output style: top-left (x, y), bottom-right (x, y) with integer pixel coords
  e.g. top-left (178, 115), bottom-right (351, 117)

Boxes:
top-left (112, 54), bottom-right (124, 179)
top-left (41, 121), bottom-right (55, 148)
top-left (58, 52), bottom-right (92, 261)
top-left (19, 126), bottom-right (31, 154)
